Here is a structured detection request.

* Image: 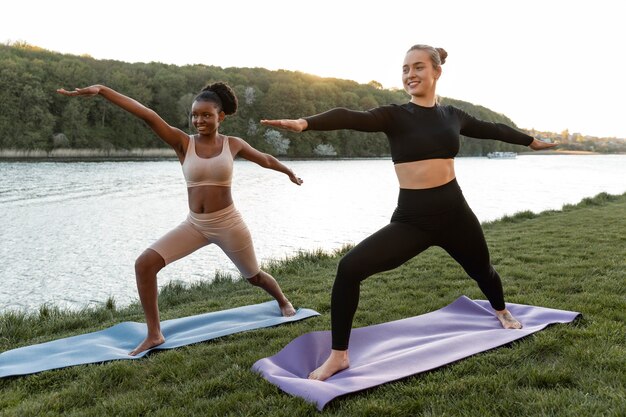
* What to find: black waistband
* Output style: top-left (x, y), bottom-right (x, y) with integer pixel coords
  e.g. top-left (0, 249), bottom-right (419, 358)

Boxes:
top-left (395, 178), bottom-right (466, 216)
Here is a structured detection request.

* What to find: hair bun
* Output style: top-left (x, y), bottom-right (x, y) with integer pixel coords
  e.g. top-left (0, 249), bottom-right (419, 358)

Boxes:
top-left (203, 82), bottom-right (238, 115)
top-left (436, 48), bottom-right (448, 65)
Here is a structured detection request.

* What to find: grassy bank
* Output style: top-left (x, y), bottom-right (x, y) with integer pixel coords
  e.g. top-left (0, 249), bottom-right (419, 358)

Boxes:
top-left (1, 192), bottom-right (625, 416)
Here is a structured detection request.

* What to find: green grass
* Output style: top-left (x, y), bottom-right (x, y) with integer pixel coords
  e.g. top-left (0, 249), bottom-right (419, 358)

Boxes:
top-left (1, 192), bottom-right (625, 416)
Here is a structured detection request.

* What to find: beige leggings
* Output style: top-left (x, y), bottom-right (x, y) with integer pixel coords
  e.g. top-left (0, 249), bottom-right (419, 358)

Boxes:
top-left (149, 204), bottom-right (260, 278)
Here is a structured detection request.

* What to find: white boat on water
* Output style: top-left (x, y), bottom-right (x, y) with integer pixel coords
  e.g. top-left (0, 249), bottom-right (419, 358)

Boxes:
top-left (487, 151), bottom-right (517, 159)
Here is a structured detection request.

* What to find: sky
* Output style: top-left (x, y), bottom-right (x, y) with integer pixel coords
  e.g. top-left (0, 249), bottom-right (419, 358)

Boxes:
top-left (2, 0), bottom-right (625, 138)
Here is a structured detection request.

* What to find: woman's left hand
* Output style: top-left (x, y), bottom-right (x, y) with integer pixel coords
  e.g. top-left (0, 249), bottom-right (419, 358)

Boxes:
top-left (56, 86), bottom-right (102, 97)
top-left (289, 172), bottom-right (303, 186)
top-left (529, 138), bottom-right (558, 151)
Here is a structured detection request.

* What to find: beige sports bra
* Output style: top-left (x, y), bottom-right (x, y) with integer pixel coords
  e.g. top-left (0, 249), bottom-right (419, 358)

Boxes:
top-left (182, 135), bottom-right (233, 187)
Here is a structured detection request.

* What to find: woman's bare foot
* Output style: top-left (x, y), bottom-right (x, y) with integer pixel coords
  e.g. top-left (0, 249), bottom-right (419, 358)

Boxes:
top-left (308, 349), bottom-right (350, 381)
top-left (496, 309), bottom-right (523, 329)
top-left (280, 301), bottom-right (296, 317)
top-left (247, 271), bottom-right (296, 317)
top-left (129, 332), bottom-right (165, 356)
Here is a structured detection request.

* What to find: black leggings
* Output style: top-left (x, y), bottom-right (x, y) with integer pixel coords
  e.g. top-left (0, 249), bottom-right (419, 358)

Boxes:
top-left (331, 179), bottom-right (506, 350)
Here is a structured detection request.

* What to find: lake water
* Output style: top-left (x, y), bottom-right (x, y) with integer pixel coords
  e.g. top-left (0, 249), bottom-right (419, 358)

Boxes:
top-left (1, 155), bottom-right (624, 313)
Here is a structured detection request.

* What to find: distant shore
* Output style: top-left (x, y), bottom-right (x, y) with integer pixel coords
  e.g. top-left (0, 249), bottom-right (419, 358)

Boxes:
top-left (518, 149), bottom-right (601, 155)
top-left (1, 148), bottom-right (622, 161)
top-left (0, 148), bottom-right (177, 160)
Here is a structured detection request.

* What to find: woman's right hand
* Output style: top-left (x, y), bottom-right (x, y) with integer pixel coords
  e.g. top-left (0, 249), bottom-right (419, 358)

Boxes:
top-left (260, 118), bottom-right (308, 132)
top-left (56, 85), bottom-right (103, 98)
top-left (529, 137), bottom-right (558, 151)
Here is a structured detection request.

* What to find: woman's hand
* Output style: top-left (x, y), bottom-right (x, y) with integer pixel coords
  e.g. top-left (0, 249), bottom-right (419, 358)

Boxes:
top-left (260, 118), bottom-right (308, 132)
top-left (529, 138), bottom-right (558, 151)
top-left (288, 171), bottom-right (303, 186)
top-left (56, 85), bottom-right (103, 97)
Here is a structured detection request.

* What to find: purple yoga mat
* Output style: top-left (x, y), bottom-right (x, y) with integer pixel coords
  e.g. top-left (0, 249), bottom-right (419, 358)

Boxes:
top-left (252, 295), bottom-right (580, 410)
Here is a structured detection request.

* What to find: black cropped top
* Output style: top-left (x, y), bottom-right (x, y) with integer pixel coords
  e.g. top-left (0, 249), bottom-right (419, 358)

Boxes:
top-left (303, 103), bottom-right (534, 164)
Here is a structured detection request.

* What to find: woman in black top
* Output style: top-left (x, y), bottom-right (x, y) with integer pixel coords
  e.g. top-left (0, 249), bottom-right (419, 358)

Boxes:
top-left (262, 44), bottom-right (556, 380)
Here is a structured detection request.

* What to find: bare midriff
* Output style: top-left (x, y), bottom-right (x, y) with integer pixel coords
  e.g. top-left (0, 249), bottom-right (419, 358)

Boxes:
top-left (394, 158), bottom-right (456, 189)
top-left (187, 185), bottom-right (233, 213)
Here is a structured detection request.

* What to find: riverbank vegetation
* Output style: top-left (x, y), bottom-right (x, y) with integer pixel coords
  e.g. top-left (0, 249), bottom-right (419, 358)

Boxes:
top-left (1, 191), bottom-right (624, 416)
top-left (3, 42), bottom-right (623, 159)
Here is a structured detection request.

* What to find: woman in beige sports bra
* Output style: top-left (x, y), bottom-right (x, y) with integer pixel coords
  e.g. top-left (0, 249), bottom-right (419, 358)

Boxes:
top-left (57, 82), bottom-right (303, 356)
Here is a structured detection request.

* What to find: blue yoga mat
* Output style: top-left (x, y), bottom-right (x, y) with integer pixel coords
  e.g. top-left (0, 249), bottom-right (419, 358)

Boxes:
top-left (253, 296), bottom-right (581, 410)
top-left (1, 301), bottom-right (319, 378)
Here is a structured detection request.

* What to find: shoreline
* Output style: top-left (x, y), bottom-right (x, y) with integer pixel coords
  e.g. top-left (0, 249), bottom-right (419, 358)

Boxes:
top-left (0, 148), bottom-right (178, 160)
top-left (518, 149), bottom-right (603, 155)
top-left (0, 148), bottom-right (621, 161)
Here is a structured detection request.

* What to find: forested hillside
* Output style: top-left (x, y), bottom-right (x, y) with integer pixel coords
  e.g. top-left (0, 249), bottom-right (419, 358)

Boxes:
top-left (3, 42), bottom-right (613, 158)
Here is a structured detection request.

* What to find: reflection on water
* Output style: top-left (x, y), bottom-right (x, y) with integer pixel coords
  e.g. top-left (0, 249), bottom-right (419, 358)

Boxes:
top-left (1, 155), bottom-right (624, 313)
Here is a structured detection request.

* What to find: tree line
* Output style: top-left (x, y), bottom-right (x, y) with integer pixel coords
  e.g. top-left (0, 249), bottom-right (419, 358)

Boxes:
top-left (3, 42), bottom-right (621, 158)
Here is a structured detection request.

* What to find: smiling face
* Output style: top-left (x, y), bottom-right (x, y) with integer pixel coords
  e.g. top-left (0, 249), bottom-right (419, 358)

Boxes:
top-left (402, 49), bottom-right (441, 100)
top-left (191, 100), bottom-right (224, 135)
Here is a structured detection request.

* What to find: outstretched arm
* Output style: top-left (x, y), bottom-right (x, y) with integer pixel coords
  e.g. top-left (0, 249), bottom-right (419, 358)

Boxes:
top-left (457, 108), bottom-right (558, 150)
top-left (261, 107), bottom-right (388, 133)
top-left (232, 137), bottom-right (302, 185)
top-left (57, 85), bottom-right (188, 156)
